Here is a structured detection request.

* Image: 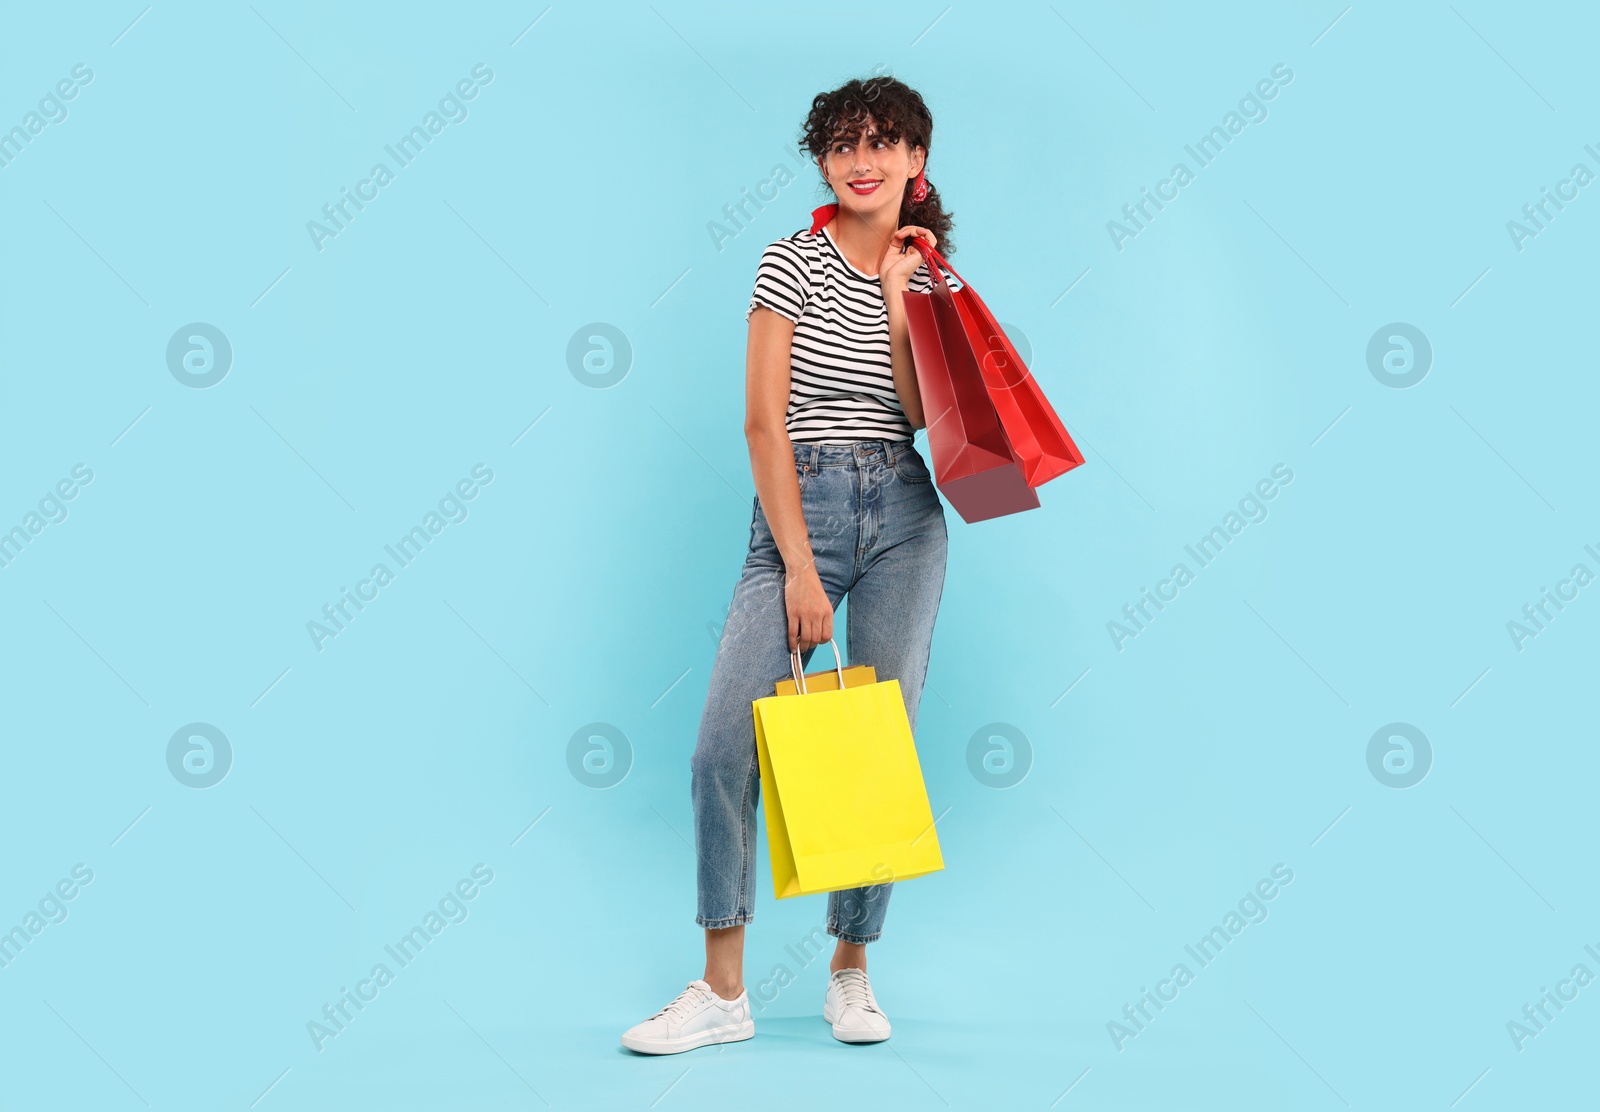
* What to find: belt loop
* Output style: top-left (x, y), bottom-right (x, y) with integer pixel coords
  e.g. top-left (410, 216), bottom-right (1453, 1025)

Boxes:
top-left (809, 443), bottom-right (820, 472)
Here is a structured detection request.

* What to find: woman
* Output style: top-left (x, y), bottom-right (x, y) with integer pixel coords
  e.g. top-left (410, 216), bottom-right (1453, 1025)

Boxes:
top-left (622, 75), bottom-right (956, 1055)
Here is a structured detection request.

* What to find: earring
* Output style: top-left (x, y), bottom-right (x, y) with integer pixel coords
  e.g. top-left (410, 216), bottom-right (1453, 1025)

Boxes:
top-left (911, 170), bottom-right (929, 203)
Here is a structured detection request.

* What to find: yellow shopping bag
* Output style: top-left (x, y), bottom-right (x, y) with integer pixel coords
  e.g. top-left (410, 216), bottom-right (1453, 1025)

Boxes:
top-left (752, 639), bottom-right (944, 899)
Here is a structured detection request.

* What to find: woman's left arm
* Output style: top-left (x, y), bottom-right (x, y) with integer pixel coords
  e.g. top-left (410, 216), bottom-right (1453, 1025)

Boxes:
top-left (881, 280), bottom-right (925, 430)
top-left (879, 225), bottom-right (938, 431)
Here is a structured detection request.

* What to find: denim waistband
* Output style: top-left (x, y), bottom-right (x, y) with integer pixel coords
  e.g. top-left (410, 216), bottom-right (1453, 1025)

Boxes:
top-left (791, 438), bottom-right (916, 471)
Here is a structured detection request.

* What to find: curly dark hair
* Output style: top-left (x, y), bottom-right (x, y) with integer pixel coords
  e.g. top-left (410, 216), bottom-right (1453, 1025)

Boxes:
top-left (799, 74), bottom-right (955, 257)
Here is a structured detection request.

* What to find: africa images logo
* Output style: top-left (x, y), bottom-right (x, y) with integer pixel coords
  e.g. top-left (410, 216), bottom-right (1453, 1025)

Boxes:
top-left (1106, 64), bottom-right (1294, 251)
top-left (1107, 864), bottom-right (1295, 1051)
top-left (305, 64), bottom-right (493, 252)
top-left (306, 464), bottom-right (494, 651)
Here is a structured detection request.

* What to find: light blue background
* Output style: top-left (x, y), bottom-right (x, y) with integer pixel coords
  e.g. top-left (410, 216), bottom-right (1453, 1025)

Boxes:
top-left (2, 2), bottom-right (1596, 1109)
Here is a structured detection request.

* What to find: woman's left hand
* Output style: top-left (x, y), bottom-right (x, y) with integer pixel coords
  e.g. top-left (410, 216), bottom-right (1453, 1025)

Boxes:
top-left (879, 225), bottom-right (937, 291)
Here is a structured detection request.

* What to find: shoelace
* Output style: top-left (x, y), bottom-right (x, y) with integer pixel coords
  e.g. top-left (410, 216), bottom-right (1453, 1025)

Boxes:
top-left (653, 982), bottom-right (714, 1023)
top-left (832, 969), bottom-right (882, 1015)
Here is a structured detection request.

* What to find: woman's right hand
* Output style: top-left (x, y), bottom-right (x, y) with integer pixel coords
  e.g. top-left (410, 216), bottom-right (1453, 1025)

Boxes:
top-left (784, 565), bottom-right (833, 653)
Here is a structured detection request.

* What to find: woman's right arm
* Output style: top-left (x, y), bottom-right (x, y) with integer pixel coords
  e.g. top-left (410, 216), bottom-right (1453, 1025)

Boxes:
top-left (744, 305), bottom-right (833, 653)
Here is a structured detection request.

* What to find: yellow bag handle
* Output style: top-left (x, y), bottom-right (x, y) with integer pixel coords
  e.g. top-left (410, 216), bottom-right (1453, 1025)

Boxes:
top-left (788, 638), bottom-right (846, 694)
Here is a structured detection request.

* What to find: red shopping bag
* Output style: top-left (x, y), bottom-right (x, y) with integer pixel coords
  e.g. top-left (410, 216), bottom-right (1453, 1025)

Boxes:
top-left (906, 237), bottom-right (1086, 488)
top-left (902, 267), bottom-right (1042, 524)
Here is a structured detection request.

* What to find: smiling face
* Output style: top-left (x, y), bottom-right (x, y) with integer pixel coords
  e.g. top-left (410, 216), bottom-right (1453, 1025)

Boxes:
top-left (818, 115), bottom-right (925, 218)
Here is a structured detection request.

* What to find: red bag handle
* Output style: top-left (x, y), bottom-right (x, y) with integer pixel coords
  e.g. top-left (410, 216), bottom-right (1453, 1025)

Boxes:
top-left (905, 236), bottom-right (965, 291)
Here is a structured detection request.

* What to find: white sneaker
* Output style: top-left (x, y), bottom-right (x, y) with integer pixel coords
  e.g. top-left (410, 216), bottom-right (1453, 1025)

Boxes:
top-left (620, 979), bottom-right (754, 1055)
top-left (823, 968), bottom-right (891, 1043)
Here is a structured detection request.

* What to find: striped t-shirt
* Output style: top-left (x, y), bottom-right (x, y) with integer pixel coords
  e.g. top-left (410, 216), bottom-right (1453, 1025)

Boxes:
top-left (744, 224), bottom-right (961, 444)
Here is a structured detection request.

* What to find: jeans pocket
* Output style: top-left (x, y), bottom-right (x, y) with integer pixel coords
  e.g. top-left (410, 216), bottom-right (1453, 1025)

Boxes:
top-left (893, 447), bottom-right (933, 484)
top-left (748, 496), bottom-right (776, 559)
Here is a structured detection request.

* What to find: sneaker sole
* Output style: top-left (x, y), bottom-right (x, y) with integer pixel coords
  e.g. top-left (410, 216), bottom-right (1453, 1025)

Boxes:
top-left (621, 1020), bottom-right (754, 1055)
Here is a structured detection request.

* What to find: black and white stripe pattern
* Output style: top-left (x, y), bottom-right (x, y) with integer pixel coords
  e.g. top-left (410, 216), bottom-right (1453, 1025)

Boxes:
top-left (745, 225), bottom-right (960, 445)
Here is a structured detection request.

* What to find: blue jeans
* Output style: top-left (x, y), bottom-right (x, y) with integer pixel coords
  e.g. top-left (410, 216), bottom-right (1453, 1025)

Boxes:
top-left (691, 438), bottom-right (949, 944)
